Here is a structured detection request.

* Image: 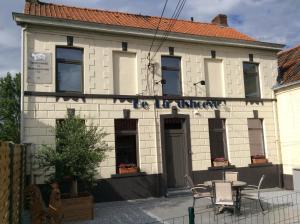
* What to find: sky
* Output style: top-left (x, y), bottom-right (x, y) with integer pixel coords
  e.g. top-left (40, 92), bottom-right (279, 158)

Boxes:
top-left (0, 0), bottom-right (299, 77)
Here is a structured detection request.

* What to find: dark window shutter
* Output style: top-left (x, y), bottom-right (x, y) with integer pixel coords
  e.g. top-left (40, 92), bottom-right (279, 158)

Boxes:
top-left (248, 119), bottom-right (265, 156)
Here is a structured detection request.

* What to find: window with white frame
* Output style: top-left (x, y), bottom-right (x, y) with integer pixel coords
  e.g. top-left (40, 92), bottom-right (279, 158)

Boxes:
top-left (208, 119), bottom-right (228, 166)
top-left (56, 47), bottom-right (83, 92)
top-left (243, 62), bottom-right (260, 98)
top-left (161, 56), bottom-right (182, 96)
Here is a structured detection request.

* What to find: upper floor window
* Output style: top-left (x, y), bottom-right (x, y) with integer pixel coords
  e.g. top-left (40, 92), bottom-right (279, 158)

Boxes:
top-left (243, 62), bottom-right (260, 98)
top-left (161, 56), bottom-right (182, 96)
top-left (56, 47), bottom-right (83, 92)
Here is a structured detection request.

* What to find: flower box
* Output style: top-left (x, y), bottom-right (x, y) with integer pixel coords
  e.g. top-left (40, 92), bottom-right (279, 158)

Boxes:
top-left (213, 160), bottom-right (229, 167)
top-left (252, 158), bottom-right (268, 164)
top-left (118, 164), bottom-right (139, 174)
top-left (251, 155), bottom-right (268, 164)
top-left (212, 158), bottom-right (229, 167)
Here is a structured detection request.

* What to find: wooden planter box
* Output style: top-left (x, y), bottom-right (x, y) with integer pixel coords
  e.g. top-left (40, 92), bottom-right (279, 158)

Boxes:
top-left (119, 166), bottom-right (139, 174)
top-left (61, 193), bottom-right (93, 221)
top-left (213, 160), bottom-right (229, 167)
top-left (252, 158), bottom-right (268, 164)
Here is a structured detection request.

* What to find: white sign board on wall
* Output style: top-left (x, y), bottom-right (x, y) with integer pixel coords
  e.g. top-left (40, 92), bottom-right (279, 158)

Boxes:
top-left (27, 52), bottom-right (52, 84)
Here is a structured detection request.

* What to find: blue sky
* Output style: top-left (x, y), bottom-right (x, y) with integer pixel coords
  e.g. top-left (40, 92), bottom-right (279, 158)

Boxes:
top-left (0, 0), bottom-right (299, 76)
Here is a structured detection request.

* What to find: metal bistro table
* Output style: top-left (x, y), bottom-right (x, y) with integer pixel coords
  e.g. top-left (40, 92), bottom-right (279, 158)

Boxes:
top-left (204, 180), bottom-right (247, 211)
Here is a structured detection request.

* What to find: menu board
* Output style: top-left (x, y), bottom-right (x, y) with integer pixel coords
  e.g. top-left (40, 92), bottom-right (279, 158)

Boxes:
top-left (27, 52), bottom-right (52, 84)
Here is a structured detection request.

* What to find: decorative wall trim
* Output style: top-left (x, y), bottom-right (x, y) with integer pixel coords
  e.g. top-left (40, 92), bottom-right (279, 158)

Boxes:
top-left (24, 91), bottom-right (277, 102)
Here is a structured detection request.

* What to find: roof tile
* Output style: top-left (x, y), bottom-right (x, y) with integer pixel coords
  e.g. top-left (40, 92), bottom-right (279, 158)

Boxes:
top-left (278, 45), bottom-right (300, 85)
top-left (24, 1), bottom-right (256, 42)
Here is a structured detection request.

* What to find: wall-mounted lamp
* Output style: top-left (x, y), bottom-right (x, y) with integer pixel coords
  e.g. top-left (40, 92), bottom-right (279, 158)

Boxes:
top-left (193, 80), bottom-right (206, 86)
top-left (155, 79), bottom-right (166, 85)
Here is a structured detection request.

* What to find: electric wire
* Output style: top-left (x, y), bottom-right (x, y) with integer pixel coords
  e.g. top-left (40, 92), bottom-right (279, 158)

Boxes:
top-left (150, 0), bottom-right (187, 62)
top-left (148, 0), bottom-right (169, 57)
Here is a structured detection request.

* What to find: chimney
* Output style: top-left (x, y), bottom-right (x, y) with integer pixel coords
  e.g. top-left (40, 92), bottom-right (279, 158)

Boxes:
top-left (211, 14), bottom-right (228, 27)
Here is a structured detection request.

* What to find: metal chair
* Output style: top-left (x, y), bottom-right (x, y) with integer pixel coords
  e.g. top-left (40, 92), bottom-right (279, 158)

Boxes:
top-left (242, 174), bottom-right (266, 211)
top-left (225, 171), bottom-right (238, 182)
top-left (184, 175), bottom-right (213, 208)
top-left (213, 181), bottom-right (236, 214)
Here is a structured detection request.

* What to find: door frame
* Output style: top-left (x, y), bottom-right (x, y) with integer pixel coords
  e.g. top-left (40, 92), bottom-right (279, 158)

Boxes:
top-left (160, 114), bottom-right (192, 193)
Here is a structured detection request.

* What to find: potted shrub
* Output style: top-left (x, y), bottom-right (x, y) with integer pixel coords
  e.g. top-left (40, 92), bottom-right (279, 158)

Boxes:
top-left (118, 163), bottom-right (139, 174)
top-left (213, 157), bottom-right (229, 167)
top-left (37, 113), bottom-right (111, 221)
top-left (252, 154), bottom-right (268, 164)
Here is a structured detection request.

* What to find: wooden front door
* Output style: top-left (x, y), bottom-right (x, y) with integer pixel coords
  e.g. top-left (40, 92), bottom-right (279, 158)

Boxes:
top-left (164, 118), bottom-right (188, 188)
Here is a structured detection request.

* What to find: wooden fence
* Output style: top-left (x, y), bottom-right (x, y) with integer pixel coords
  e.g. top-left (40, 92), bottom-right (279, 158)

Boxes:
top-left (0, 141), bottom-right (26, 224)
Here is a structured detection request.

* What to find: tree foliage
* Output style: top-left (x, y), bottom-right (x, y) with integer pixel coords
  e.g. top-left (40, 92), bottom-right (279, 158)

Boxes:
top-left (0, 72), bottom-right (21, 143)
top-left (37, 115), bottom-right (111, 186)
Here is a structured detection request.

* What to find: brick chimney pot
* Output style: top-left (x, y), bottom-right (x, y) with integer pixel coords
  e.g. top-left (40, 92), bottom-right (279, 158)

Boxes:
top-left (212, 14), bottom-right (228, 27)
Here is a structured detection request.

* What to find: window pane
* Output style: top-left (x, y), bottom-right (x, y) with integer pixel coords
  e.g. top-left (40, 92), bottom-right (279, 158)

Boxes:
top-left (244, 63), bottom-right (258, 74)
top-left (162, 70), bottom-right (181, 95)
top-left (208, 119), bottom-right (228, 161)
top-left (115, 135), bottom-right (137, 167)
top-left (244, 74), bottom-right (260, 97)
top-left (57, 48), bottom-right (83, 61)
top-left (57, 63), bottom-right (81, 92)
top-left (161, 57), bottom-right (180, 69)
top-left (243, 63), bottom-right (260, 98)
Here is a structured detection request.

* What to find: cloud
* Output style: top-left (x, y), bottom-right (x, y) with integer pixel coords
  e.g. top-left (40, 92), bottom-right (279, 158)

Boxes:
top-left (0, 0), bottom-right (299, 76)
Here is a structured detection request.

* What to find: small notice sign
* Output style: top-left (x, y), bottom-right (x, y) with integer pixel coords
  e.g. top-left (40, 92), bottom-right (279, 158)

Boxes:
top-left (28, 52), bottom-right (52, 84)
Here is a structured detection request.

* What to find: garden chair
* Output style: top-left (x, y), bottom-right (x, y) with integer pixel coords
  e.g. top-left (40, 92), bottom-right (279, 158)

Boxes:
top-left (225, 171), bottom-right (238, 182)
top-left (213, 181), bottom-right (236, 214)
top-left (184, 174), bottom-right (213, 208)
top-left (242, 174), bottom-right (266, 211)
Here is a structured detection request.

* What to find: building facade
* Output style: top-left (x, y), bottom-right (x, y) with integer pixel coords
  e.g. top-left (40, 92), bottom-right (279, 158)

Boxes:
top-left (275, 46), bottom-right (300, 190)
top-left (14, 1), bottom-right (284, 202)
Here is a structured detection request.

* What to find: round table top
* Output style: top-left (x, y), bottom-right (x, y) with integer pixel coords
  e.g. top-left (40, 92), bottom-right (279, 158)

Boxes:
top-left (203, 180), bottom-right (247, 188)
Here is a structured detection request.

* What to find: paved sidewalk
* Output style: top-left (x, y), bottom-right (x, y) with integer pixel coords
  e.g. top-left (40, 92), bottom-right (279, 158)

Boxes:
top-left (64, 188), bottom-right (293, 224)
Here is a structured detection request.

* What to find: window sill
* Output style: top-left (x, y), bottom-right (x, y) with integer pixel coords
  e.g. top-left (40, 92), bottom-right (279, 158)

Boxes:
top-left (248, 162), bottom-right (273, 168)
top-left (208, 165), bottom-right (236, 171)
top-left (111, 172), bottom-right (147, 179)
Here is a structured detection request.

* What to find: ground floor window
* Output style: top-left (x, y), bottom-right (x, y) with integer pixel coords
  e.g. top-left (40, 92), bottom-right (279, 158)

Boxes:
top-left (208, 119), bottom-right (228, 167)
top-left (114, 119), bottom-right (139, 174)
top-left (248, 118), bottom-right (267, 163)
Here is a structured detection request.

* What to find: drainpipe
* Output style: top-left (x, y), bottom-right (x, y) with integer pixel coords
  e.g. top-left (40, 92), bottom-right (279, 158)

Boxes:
top-left (272, 91), bottom-right (283, 188)
top-left (20, 26), bottom-right (26, 144)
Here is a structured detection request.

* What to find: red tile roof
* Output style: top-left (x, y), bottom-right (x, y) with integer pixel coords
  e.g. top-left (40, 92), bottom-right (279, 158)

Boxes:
top-left (24, 1), bottom-right (256, 42)
top-left (278, 45), bottom-right (300, 85)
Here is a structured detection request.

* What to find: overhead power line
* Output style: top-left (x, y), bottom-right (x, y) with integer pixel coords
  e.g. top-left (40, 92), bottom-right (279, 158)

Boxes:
top-left (150, 0), bottom-right (187, 61)
top-left (148, 0), bottom-right (169, 57)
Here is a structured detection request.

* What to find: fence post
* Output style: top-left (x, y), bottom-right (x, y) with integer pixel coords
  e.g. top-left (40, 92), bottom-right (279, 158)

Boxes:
top-left (8, 142), bottom-right (14, 224)
top-left (18, 145), bottom-right (25, 224)
top-left (188, 207), bottom-right (195, 224)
